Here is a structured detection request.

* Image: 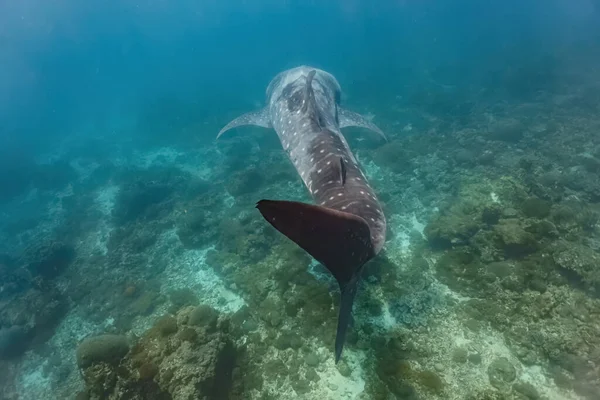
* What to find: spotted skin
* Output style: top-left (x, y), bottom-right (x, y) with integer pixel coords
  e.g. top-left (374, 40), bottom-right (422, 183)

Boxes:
top-left (265, 66), bottom-right (386, 254)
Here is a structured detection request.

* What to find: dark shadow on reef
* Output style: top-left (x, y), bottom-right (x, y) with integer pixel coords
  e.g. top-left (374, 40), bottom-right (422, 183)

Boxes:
top-left (0, 239), bottom-right (75, 361)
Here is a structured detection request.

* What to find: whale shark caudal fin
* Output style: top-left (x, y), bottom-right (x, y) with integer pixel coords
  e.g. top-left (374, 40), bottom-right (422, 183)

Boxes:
top-left (216, 107), bottom-right (271, 139)
top-left (336, 278), bottom-right (358, 363)
top-left (256, 199), bottom-right (374, 362)
top-left (338, 108), bottom-right (388, 142)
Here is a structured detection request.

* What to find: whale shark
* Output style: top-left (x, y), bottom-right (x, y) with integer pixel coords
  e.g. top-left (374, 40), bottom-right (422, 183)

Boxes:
top-left (217, 66), bottom-right (387, 363)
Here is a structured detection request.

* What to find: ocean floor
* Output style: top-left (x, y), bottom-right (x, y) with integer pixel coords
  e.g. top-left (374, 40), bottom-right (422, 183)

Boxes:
top-left (1, 86), bottom-right (600, 400)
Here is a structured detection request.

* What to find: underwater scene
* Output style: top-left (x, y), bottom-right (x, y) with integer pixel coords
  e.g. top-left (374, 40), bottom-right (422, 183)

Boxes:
top-left (1, 1), bottom-right (600, 399)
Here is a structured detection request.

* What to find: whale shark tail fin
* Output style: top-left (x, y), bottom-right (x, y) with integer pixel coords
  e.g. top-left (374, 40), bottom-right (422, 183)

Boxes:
top-left (217, 107), bottom-right (271, 139)
top-left (335, 277), bottom-right (358, 363)
top-left (256, 199), bottom-right (374, 362)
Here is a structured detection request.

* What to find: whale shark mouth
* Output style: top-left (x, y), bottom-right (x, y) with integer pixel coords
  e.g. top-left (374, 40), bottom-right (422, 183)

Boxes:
top-left (256, 199), bottom-right (374, 362)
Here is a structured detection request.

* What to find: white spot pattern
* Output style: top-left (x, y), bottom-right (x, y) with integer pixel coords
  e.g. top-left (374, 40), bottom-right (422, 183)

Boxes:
top-left (265, 67), bottom-right (385, 253)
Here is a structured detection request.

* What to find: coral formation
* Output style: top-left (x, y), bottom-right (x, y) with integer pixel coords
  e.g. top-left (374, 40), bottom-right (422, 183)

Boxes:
top-left (76, 334), bottom-right (130, 369)
top-left (76, 305), bottom-right (239, 400)
top-left (2, 52), bottom-right (600, 400)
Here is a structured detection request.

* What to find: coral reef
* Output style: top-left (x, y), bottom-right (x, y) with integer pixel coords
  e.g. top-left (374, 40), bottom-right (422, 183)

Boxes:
top-left (2, 58), bottom-right (600, 400)
top-left (76, 305), bottom-right (239, 400)
top-left (0, 284), bottom-right (68, 360)
top-left (77, 334), bottom-right (130, 369)
top-left (23, 240), bottom-right (76, 280)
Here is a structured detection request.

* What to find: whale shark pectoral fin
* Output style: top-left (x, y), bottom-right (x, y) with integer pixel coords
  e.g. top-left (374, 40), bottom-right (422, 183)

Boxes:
top-left (338, 108), bottom-right (387, 142)
top-left (335, 278), bottom-right (358, 363)
top-left (216, 107), bottom-right (271, 139)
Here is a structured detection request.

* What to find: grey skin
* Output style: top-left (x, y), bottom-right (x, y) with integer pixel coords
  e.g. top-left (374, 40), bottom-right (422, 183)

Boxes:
top-left (218, 65), bottom-right (387, 363)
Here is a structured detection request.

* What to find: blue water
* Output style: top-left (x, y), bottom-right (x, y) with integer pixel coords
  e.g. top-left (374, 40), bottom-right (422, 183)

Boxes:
top-left (3, 0), bottom-right (598, 151)
top-left (1, 1), bottom-right (600, 399)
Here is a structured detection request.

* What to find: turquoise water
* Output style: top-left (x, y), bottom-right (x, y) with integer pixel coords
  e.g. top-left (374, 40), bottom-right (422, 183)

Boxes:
top-left (1, 1), bottom-right (600, 399)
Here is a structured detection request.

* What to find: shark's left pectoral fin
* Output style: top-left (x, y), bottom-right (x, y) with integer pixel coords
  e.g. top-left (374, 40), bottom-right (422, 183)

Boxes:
top-left (339, 108), bottom-right (387, 142)
top-left (217, 107), bottom-right (271, 139)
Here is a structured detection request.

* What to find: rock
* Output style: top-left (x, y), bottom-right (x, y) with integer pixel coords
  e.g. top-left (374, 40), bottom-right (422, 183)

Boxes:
top-left (578, 154), bottom-right (600, 173)
top-left (425, 212), bottom-right (480, 248)
top-left (494, 220), bottom-right (538, 257)
top-left (188, 305), bottom-right (219, 332)
top-left (573, 381), bottom-right (600, 398)
top-left (482, 206), bottom-right (502, 225)
top-left (0, 326), bottom-right (30, 360)
top-left (77, 306), bottom-right (238, 400)
top-left (291, 378), bottom-right (311, 395)
top-left (502, 207), bottom-right (519, 218)
top-left (305, 352), bottom-right (320, 367)
top-left (487, 357), bottom-right (516, 390)
top-left (129, 291), bottom-right (160, 316)
top-left (25, 240), bottom-right (76, 280)
top-left (225, 168), bottom-right (264, 197)
top-left (528, 279), bottom-right (547, 293)
top-left (487, 261), bottom-right (512, 278)
top-left (489, 118), bottom-right (525, 142)
top-left (305, 368), bottom-right (320, 382)
top-left (513, 381), bottom-right (540, 399)
top-left (337, 362), bottom-right (351, 377)
top-left (0, 261), bottom-right (30, 300)
top-left (553, 242), bottom-right (600, 291)
top-left (464, 319), bottom-right (482, 332)
top-left (76, 335), bottom-right (130, 368)
top-left (468, 353), bottom-right (482, 364)
top-left (155, 315), bottom-right (178, 337)
top-left (269, 311), bottom-right (282, 327)
top-left (521, 197), bottom-right (551, 219)
top-left (417, 370), bottom-right (444, 394)
top-left (168, 288), bottom-right (199, 311)
top-left (0, 286), bottom-right (67, 359)
top-left (452, 347), bottom-right (468, 363)
top-left (160, 336), bottom-right (237, 399)
top-left (526, 220), bottom-right (558, 238)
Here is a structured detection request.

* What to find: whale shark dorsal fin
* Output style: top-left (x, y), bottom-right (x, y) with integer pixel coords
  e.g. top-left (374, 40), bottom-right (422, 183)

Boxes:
top-left (216, 107), bottom-right (271, 139)
top-left (301, 69), bottom-right (323, 130)
top-left (302, 70), bottom-right (318, 114)
top-left (338, 108), bottom-right (388, 142)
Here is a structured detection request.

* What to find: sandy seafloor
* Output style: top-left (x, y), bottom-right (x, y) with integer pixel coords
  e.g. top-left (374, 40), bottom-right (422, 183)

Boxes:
top-left (1, 78), bottom-right (600, 400)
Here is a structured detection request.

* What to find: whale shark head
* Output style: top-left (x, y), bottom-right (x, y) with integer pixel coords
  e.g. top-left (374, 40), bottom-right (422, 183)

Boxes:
top-left (266, 66), bottom-right (342, 103)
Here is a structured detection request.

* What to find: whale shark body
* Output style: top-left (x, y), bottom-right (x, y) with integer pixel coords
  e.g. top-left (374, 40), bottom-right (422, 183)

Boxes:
top-left (218, 66), bottom-right (387, 362)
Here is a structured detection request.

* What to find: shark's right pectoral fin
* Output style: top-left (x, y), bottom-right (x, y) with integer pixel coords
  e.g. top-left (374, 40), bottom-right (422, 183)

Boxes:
top-left (217, 107), bottom-right (271, 139)
top-left (339, 108), bottom-right (387, 142)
